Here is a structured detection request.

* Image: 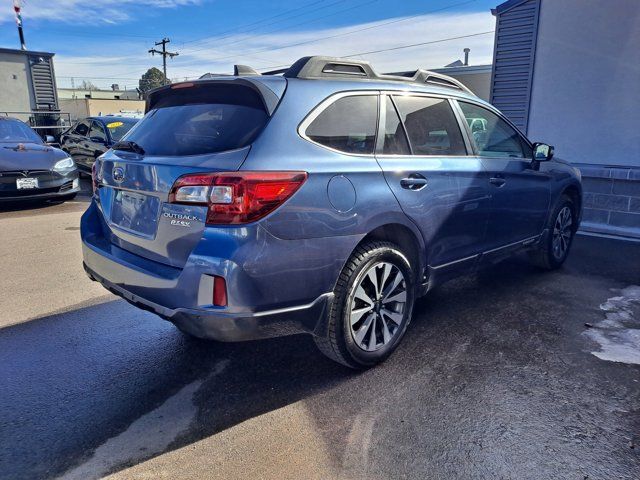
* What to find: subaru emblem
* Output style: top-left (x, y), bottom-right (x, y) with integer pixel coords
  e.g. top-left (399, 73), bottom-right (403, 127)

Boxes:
top-left (112, 166), bottom-right (125, 183)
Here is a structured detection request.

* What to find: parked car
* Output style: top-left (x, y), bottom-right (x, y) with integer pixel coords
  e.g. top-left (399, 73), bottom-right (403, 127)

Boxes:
top-left (60, 116), bottom-right (138, 173)
top-left (0, 117), bottom-right (79, 202)
top-left (81, 56), bottom-right (582, 368)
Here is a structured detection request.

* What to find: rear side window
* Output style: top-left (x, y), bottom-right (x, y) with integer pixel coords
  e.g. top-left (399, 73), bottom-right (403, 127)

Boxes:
top-left (382, 96), bottom-right (411, 155)
top-left (73, 121), bottom-right (90, 137)
top-left (305, 95), bottom-right (377, 154)
top-left (393, 96), bottom-right (466, 156)
top-left (123, 84), bottom-right (269, 156)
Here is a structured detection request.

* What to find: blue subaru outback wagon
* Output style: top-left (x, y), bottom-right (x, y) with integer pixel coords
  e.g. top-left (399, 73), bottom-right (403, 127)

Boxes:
top-left (81, 56), bottom-right (582, 368)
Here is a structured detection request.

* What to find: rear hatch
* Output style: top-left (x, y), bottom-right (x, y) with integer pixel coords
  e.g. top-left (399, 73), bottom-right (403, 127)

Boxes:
top-left (93, 78), bottom-right (285, 268)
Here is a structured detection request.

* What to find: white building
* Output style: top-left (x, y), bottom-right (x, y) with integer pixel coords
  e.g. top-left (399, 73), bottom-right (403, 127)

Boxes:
top-left (491, 0), bottom-right (640, 237)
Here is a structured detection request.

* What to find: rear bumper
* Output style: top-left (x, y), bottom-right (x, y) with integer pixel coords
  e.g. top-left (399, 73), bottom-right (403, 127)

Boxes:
top-left (81, 200), bottom-right (358, 341)
top-left (84, 261), bottom-right (332, 341)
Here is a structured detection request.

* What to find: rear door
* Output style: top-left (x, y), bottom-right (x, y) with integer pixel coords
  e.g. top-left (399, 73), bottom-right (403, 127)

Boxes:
top-left (455, 101), bottom-right (551, 249)
top-left (94, 80), bottom-right (278, 267)
top-left (375, 94), bottom-right (491, 270)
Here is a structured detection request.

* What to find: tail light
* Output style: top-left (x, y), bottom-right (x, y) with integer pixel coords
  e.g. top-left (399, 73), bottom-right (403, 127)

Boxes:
top-left (169, 171), bottom-right (308, 225)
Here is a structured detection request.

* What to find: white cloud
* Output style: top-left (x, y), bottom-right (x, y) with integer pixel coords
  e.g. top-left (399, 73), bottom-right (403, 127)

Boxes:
top-left (52, 11), bottom-right (496, 88)
top-left (0, 0), bottom-right (202, 24)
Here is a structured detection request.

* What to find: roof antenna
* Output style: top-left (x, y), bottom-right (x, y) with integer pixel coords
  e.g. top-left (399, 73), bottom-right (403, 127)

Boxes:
top-left (234, 65), bottom-right (261, 76)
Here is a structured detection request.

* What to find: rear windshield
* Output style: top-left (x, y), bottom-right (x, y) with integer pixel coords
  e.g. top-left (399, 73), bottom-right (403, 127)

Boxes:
top-left (122, 84), bottom-right (268, 156)
top-left (105, 119), bottom-right (138, 142)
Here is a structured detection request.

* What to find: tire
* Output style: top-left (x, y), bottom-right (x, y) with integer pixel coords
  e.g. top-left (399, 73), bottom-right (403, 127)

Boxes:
top-left (314, 240), bottom-right (415, 369)
top-left (529, 194), bottom-right (576, 270)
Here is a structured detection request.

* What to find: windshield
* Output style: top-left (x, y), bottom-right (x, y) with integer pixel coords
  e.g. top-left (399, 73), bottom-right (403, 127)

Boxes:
top-left (122, 84), bottom-right (268, 156)
top-left (105, 119), bottom-right (138, 142)
top-left (0, 119), bottom-right (43, 144)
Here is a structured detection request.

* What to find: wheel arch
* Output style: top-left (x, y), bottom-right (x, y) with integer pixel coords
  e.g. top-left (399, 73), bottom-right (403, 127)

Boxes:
top-left (354, 222), bottom-right (426, 286)
top-left (561, 182), bottom-right (582, 231)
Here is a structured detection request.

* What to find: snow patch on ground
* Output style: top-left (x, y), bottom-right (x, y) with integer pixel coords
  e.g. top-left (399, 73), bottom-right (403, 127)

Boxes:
top-left (585, 286), bottom-right (640, 365)
top-left (59, 359), bottom-right (229, 480)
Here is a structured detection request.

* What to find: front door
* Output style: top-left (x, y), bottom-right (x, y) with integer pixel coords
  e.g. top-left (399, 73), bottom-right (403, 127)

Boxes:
top-left (87, 121), bottom-right (108, 168)
top-left (375, 94), bottom-right (491, 271)
top-left (456, 101), bottom-right (551, 249)
top-left (66, 120), bottom-right (90, 166)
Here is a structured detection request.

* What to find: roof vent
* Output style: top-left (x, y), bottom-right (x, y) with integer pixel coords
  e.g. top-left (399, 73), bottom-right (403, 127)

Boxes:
top-left (321, 63), bottom-right (367, 76)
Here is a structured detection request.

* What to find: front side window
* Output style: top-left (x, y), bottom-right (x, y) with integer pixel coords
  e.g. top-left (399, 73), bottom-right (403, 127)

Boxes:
top-left (458, 102), bottom-right (531, 158)
top-left (73, 121), bottom-right (90, 137)
top-left (305, 95), bottom-right (377, 154)
top-left (382, 96), bottom-right (411, 155)
top-left (89, 121), bottom-right (106, 142)
top-left (393, 96), bottom-right (466, 156)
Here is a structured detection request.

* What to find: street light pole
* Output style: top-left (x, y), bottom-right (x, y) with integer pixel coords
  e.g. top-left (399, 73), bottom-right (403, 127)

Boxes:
top-left (148, 38), bottom-right (179, 85)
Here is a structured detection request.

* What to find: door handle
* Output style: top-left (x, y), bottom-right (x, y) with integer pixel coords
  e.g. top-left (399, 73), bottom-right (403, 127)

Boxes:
top-left (489, 177), bottom-right (506, 187)
top-left (400, 174), bottom-right (428, 191)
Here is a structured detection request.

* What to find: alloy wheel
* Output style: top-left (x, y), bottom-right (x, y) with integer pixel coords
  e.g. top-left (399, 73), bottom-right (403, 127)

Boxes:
top-left (349, 261), bottom-right (407, 352)
top-left (552, 206), bottom-right (573, 260)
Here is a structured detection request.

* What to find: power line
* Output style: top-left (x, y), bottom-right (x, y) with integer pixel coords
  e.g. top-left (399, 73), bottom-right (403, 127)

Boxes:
top-left (256, 30), bottom-right (495, 72)
top-left (344, 30), bottom-right (494, 57)
top-left (29, 29), bottom-right (160, 40)
top-left (179, 0), bottom-right (377, 55)
top-left (174, 0), bottom-right (481, 64)
top-left (55, 30), bottom-right (494, 82)
top-left (180, 0), bottom-right (330, 46)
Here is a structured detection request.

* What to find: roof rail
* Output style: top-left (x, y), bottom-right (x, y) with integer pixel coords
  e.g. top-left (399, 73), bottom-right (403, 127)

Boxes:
top-left (269, 56), bottom-right (473, 94)
top-left (382, 69), bottom-right (473, 94)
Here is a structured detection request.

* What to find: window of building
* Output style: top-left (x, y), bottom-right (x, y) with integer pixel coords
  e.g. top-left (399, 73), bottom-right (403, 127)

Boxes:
top-left (458, 101), bottom-right (531, 158)
top-left (305, 95), bottom-right (378, 154)
top-left (393, 96), bottom-right (466, 156)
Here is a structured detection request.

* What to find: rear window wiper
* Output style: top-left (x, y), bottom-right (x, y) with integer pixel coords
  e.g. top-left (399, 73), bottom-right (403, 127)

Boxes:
top-left (113, 140), bottom-right (145, 155)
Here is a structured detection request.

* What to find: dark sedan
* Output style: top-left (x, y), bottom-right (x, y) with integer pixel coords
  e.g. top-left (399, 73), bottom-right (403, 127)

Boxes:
top-left (60, 116), bottom-right (138, 172)
top-left (0, 117), bottom-right (79, 202)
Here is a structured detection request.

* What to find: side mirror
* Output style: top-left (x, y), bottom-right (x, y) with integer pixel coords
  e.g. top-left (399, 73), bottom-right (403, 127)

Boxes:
top-left (45, 135), bottom-right (55, 143)
top-left (532, 142), bottom-right (554, 161)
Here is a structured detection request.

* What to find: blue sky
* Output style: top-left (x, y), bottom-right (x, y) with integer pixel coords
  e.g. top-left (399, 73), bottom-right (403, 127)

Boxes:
top-left (1, 0), bottom-right (498, 88)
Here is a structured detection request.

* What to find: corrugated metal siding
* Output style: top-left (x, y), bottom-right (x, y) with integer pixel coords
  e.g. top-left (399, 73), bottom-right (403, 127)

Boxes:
top-left (490, 0), bottom-right (540, 133)
top-left (29, 55), bottom-right (58, 110)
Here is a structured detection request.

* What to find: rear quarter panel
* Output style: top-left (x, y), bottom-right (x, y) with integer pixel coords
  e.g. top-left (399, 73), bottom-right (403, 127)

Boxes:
top-left (242, 80), bottom-right (423, 243)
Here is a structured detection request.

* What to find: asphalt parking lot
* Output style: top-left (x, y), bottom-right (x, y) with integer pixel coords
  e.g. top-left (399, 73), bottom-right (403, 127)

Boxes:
top-left (1, 191), bottom-right (639, 480)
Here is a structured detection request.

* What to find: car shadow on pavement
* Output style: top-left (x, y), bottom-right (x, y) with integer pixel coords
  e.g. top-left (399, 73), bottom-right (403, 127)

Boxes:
top-left (0, 298), bottom-right (352, 480)
top-left (1, 236), bottom-right (639, 480)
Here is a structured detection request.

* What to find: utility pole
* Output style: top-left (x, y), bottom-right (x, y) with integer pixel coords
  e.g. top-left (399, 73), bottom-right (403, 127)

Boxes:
top-left (148, 38), bottom-right (178, 85)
